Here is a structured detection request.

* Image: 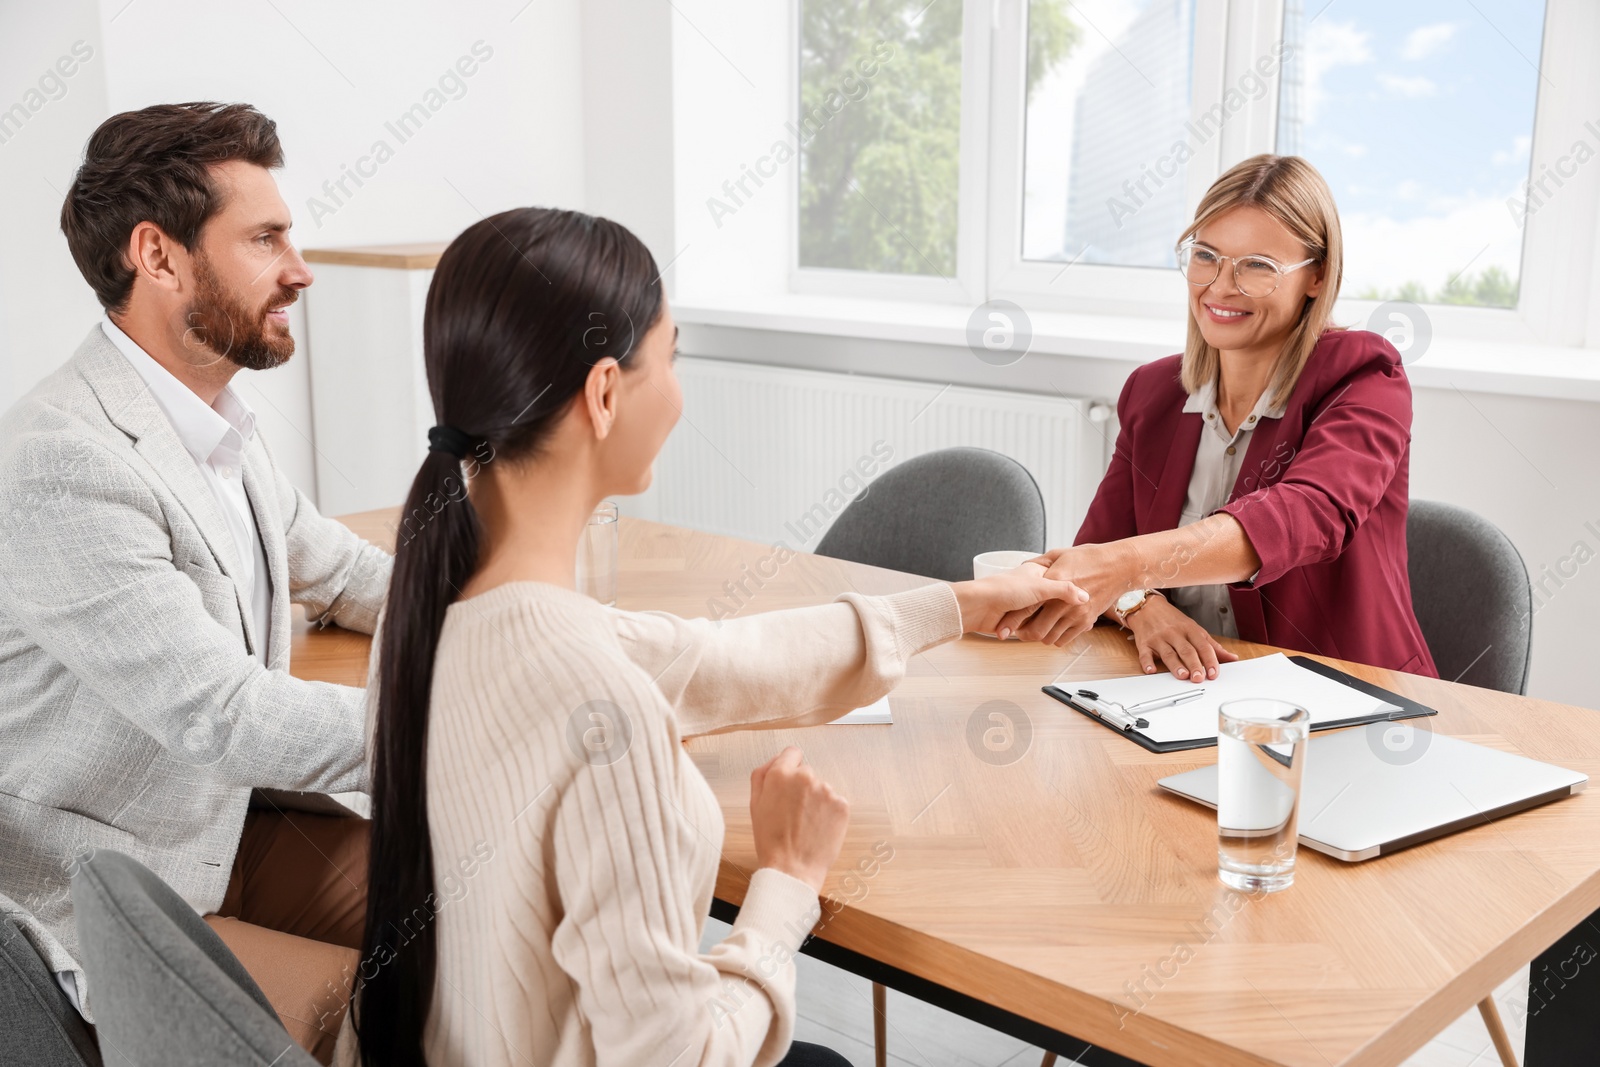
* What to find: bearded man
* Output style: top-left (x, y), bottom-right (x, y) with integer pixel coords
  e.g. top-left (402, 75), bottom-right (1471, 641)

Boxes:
top-left (0, 102), bottom-right (392, 1064)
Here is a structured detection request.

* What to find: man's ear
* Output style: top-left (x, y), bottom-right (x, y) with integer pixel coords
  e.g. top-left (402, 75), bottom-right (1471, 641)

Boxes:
top-left (582, 357), bottom-right (622, 440)
top-left (126, 221), bottom-right (186, 295)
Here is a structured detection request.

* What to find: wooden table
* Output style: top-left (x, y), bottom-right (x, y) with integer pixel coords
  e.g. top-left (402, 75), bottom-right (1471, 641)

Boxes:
top-left (293, 510), bottom-right (1600, 1067)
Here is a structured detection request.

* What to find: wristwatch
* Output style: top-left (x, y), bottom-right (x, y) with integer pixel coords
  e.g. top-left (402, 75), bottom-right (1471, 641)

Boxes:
top-left (1113, 589), bottom-right (1161, 628)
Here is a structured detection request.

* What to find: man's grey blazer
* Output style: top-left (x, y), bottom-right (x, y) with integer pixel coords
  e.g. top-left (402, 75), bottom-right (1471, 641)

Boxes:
top-left (0, 326), bottom-right (392, 1018)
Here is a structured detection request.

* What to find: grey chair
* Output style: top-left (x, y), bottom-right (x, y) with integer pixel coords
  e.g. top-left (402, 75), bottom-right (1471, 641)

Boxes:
top-left (814, 447), bottom-right (1047, 581)
top-left (1407, 500), bottom-right (1531, 1067)
top-left (0, 904), bottom-right (102, 1067)
top-left (1407, 499), bottom-right (1532, 694)
top-left (69, 850), bottom-right (317, 1067)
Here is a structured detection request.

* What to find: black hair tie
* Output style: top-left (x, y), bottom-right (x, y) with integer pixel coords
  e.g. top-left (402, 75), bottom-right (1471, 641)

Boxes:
top-left (427, 424), bottom-right (474, 459)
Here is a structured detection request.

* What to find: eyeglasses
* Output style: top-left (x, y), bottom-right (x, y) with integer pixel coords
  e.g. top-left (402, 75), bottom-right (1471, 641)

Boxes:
top-left (1176, 239), bottom-right (1316, 298)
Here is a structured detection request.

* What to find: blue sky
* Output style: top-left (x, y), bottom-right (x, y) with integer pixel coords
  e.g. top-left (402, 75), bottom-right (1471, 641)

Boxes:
top-left (1020, 0), bottom-right (1548, 295)
top-left (1292, 0), bottom-right (1546, 293)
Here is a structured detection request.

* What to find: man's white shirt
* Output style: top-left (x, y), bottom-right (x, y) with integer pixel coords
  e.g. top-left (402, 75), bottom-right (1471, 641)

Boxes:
top-left (99, 317), bottom-right (273, 663)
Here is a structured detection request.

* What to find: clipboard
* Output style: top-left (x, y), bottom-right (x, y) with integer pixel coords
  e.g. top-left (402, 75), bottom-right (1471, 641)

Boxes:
top-left (1042, 655), bottom-right (1438, 753)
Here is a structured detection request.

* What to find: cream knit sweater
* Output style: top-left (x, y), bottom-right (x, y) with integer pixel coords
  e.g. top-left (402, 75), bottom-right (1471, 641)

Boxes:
top-left (336, 580), bottom-right (962, 1067)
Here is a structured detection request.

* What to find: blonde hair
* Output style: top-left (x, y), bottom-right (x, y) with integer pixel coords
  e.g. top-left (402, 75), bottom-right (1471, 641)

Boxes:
top-left (1177, 154), bottom-right (1343, 411)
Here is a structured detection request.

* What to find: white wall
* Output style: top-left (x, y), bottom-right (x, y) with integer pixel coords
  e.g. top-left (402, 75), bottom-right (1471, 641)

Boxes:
top-left (580, 0), bottom-right (676, 280)
top-left (1409, 386), bottom-right (1600, 709)
top-left (0, 0), bottom-right (592, 492)
top-left (670, 0), bottom-right (791, 303)
top-left (0, 0), bottom-right (110, 408)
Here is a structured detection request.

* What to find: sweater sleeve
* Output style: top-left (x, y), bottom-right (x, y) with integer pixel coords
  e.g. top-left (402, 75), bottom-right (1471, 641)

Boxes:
top-left (548, 673), bottom-right (822, 1067)
top-left (607, 584), bottom-right (962, 739)
top-left (1218, 358), bottom-right (1412, 586)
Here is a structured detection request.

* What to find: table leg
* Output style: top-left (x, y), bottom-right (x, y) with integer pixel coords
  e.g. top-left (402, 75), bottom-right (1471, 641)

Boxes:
top-left (873, 981), bottom-right (887, 1067)
top-left (1523, 903), bottom-right (1600, 1065)
top-left (1476, 997), bottom-right (1518, 1067)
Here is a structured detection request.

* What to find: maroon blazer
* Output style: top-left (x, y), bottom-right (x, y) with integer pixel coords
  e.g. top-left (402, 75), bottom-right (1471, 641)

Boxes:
top-left (1076, 329), bottom-right (1439, 676)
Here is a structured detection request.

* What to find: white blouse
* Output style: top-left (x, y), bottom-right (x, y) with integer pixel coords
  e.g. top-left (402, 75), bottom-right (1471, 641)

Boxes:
top-left (1163, 377), bottom-right (1285, 638)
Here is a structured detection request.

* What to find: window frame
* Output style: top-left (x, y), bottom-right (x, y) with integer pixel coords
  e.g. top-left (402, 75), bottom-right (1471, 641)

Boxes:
top-left (779, 0), bottom-right (1600, 351)
top-left (786, 0), bottom-right (992, 305)
top-left (984, 0), bottom-right (1234, 319)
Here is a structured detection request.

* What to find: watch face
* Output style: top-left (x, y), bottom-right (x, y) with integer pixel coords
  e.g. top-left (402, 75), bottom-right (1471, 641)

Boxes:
top-left (1115, 590), bottom-right (1145, 613)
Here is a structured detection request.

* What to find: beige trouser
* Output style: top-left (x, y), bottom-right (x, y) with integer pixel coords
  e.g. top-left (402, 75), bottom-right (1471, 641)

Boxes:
top-left (202, 810), bottom-right (369, 1065)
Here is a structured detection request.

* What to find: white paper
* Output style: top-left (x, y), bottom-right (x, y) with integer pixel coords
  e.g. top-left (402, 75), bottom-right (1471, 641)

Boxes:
top-left (833, 695), bottom-right (893, 725)
top-left (1070, 653), bottom-right (1399, 745)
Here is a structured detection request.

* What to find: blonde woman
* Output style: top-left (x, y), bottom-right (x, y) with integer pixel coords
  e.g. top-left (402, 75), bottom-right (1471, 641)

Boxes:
top-left (999, 154), bottom-right (1437, 679)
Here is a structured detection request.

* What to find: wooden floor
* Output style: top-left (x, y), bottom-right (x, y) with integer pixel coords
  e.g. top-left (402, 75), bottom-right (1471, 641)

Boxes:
top-left (698, 917), bottom-right (1530, 1067)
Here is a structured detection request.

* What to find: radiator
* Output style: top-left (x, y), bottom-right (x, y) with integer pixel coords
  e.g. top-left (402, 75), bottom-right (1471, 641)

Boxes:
top-left (635, 357), bottom-right (1113, 552)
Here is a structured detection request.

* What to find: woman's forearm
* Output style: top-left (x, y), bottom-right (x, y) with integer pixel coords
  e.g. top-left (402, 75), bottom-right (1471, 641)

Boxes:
top-left (1059, 513), bottom-right (1263, 603)
top-left (992, 515), bottom-right (1265, 645)
top-left (610, 584), bottom-right (962, 736)
top-left (1123, 513), bottom-right (1262, 590)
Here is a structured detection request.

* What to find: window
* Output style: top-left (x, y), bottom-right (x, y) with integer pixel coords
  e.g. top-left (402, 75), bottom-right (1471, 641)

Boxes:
top-left (1021, 0), bottom-right (1198, 269)
top-left (670, 0), bottom-right (1592, 344)
top-left (797, 0), bottom-right (966, 277)
top-left (1277, 0), bottom-right (1547, 309)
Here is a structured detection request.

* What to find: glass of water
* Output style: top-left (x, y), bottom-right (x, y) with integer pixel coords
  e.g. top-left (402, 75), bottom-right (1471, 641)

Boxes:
top-left (1217, 699), bottom-right (1310, 893)
top-left (576, 501), bottom-right (619, 606)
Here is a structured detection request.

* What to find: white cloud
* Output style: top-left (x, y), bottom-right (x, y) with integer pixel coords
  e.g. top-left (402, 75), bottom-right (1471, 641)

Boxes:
top-left (1377, 73), bottom-right (1438, 99)
top-left (1492, 134), bottom-right (1533, 166)
top-left (1401, 22), bottom-right (1458, 61)
top-left (1339, 191), bottom-right (1525, 299)
top-left (1392, 179), bottom-right (1425, 202)
top-left (1315, 137), bottom-right (1369, 158)
top-left (1304, 21), bottom-right (1375, 124)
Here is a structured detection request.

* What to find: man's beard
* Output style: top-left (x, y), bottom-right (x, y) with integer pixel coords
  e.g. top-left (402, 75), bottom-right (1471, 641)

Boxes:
top-left (185, 255), bottom-right (297, 372)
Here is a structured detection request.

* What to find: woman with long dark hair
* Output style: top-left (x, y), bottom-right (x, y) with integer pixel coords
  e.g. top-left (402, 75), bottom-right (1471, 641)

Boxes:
top-left (343, 207), bottom-right (1085, 1067)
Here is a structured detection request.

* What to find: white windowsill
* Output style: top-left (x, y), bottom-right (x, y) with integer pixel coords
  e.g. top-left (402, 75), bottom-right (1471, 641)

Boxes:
top-left (673, 294), bottom-right (1600, 404)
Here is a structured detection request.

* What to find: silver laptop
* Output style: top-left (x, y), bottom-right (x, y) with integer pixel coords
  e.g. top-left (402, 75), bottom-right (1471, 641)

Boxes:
top-left (1158, 724), bottom-right (1588, 861)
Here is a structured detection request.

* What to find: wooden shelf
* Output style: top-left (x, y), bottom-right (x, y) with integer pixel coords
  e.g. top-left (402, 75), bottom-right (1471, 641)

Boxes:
top-left (301, 242), bottom-right (448, 269)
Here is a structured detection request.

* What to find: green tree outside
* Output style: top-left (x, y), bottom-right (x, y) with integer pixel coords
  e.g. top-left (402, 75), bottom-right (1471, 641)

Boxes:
top-left (798, 0), bottom-right (1079, 276)
top-left (1356, 265), bottom-right (1519, 309)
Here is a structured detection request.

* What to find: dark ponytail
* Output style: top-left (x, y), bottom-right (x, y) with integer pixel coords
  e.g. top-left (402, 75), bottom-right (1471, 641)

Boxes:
top-left (354, 208), bottom-right (663, 1066)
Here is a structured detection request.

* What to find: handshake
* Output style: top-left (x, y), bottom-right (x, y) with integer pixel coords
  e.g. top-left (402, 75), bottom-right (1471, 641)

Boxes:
top-left (950, 550), bottom-right (1099, 645)
top-left (953, 544), bottom-right (1239, 683)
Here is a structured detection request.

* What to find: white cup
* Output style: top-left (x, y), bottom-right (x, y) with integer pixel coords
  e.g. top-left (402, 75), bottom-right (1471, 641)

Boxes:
top-left (973, 550), bottom-right (1041, 579)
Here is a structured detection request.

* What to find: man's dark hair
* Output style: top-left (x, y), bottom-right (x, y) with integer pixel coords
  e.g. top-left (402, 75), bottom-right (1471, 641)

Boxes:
top-left (60, 102), bottom-right (283, 311)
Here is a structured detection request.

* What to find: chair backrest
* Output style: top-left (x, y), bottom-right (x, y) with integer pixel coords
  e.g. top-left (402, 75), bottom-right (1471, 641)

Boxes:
top-left (69, 850), bottom-right (318, 1067)
top-left (0, 907), bottom-right (102, 1067)
top-left (1407, 499), bottom-right (1532, 694)
top-left (814, 447), bottom-right (1047, 582)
